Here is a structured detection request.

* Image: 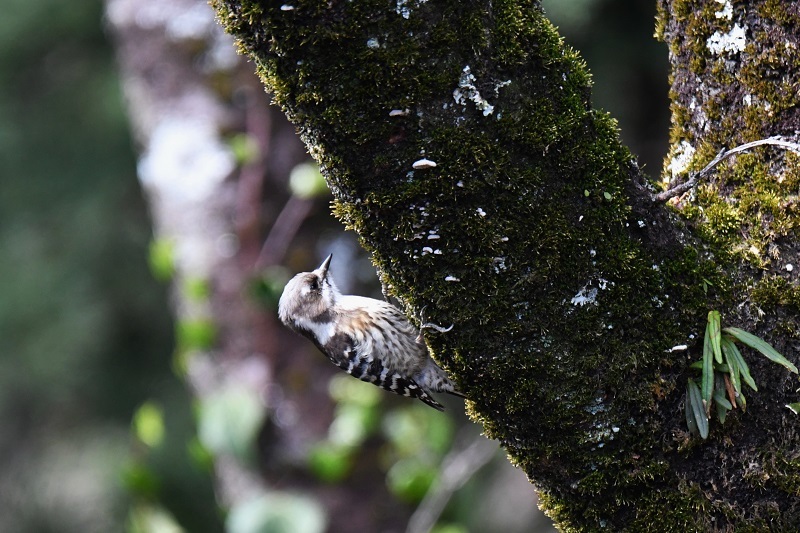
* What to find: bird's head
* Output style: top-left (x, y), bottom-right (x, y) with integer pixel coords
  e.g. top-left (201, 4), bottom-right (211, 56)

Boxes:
top-left (278, 254), bottom-right (340, 328)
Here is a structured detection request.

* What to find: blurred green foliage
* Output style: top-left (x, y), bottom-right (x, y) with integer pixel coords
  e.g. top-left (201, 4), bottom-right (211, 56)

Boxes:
top-left (148, 239), bottom-right (177, 282)
top-left (197, 385), bottom-right (266, 464)
top-left (307, 375), bottom-right (455, 503)
top-left (0, 0), bottom-right (221, 530)
top-left (289, 162), bottom-right (329, 199)
top-left (226, 493), bottom-right (327, 533)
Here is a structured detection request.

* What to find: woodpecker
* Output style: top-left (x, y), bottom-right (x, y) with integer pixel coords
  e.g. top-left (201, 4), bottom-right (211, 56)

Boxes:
top-left (278, 254), bottom-right (464, 411)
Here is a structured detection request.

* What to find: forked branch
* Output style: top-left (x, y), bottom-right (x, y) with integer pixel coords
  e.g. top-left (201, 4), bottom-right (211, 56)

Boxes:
top-left (654, 137), bottom-right (800, 202)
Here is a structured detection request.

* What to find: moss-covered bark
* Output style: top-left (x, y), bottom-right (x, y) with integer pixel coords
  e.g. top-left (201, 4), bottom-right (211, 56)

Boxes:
top-left (212, 0), bottom-right (799, 529)
top-left (656, 0), bottom-right (800, 528)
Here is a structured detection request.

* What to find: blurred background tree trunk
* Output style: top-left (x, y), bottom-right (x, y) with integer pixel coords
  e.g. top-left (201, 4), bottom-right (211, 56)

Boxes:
top-left (104, 0), bottom-right (422, 530)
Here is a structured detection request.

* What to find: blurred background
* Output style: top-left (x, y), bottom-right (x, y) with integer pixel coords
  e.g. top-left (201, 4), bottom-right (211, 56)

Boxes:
top-left (0, 0), bottom-right (667, 531)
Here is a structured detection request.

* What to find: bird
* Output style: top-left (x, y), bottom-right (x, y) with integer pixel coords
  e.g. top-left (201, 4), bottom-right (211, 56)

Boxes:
top-left (278, 254), bottom-right (464, 410)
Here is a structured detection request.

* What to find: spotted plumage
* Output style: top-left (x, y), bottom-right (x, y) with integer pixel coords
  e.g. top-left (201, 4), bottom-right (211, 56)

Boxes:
top-left (278, 254), bottom-right (464, 410)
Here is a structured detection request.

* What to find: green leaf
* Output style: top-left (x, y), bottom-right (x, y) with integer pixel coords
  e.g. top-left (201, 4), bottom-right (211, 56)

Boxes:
top-left (707, 311), bottom-right (723, 364)
top-left (713, 374), bottom-right (731, 424)
top-left (689, 360), bottom-right (704, 370)
top-left (702, 326), bottom-right (714, 414)
top-left (226, 493), bottom-right (327, 533)
top-left (786, 403), bottom-right (800, 415)
top-left (148, 238), bottom-right (175, 281)
top-left (289, 162), bottom-right (328, 199)
top-left (127, 504), bottom-right (183, 533)
top-left (308, 443), bottom-right (352, 482)
top-left (720, 336), bottom-right (742, 395)
top-left (712, 388), bottom-right (732, 411)
top-left (176, 319), bottom-right (217, 351)
top-left (723, 327), bottom-right (798, 374)
top-left (197, 386), bottom-right (265, 464)
top-left (120, 463), bottom-right (160, 498)
top-left (133, 402), bottom-right (165, 448)
top-left (228, 133), bottom-right (260, 165)
top-left (739, 390), bottom-right (747, 411)
top-left (386, 458), bottom-right (436, 503)
top-left (723, 335), bottom-right (758, 391)
top-left (686, 379), bottom-right (709, 439)
top-left (685, 392), bottom-right (698, 435)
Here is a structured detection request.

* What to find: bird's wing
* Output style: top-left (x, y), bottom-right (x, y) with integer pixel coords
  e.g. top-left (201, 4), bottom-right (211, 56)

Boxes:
top-left (321, 332), bottom-right (445, 411)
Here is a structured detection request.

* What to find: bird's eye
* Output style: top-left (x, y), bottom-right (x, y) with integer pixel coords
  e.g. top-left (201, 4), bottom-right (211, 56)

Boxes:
top-left (309, 278), bottom-right (320, 291)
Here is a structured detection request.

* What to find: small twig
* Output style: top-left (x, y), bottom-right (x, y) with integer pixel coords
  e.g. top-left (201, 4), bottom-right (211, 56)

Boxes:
top-left (254, 194), bottom-right (313, 270)
top-left (654, 136), bottom-right (800, 203)
top-left (406, 432), bottom-right (498, 533)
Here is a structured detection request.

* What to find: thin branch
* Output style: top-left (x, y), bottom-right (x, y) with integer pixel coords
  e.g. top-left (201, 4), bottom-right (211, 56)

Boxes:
top-left (254, 194), bottom-right (314, 269)
top-left (237, 84), bottom-right (272, 267)
top-left (406, 432), bottom-right (498, 533)
top-left (654, 137), bottom-right (800, 203)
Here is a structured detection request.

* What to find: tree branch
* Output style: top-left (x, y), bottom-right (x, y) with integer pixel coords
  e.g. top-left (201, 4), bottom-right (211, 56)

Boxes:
top-left (406, 432), bottom-right (498, 533)
top-left (654, 137), bottom-right (800, 202)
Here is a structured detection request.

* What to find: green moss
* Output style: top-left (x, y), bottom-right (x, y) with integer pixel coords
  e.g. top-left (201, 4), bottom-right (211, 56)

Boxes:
top-left (751, 275), bottom-right (800, 310)
top-left (767, 451), bottom-right (800, 496)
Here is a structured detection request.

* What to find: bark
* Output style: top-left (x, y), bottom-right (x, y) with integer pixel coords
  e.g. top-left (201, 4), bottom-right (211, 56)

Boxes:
top-left (106, 0), bottom-right (411, 530)
top-left (211, 0), bottom-right (800, 530)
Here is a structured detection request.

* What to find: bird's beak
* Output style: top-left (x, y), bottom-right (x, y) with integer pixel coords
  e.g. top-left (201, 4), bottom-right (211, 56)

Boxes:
top-left (317, 254), bottom-right (332, 278)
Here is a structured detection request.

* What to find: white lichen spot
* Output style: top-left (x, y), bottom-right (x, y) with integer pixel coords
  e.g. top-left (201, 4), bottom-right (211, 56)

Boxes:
top-left (476, 207), bottom-right (487, 217)
top-left (366, 37), bottom-right (380, 49)
top-left (434, 249), bottom-right (443, 255)
top-left (412, 158), bottom-right (437, 169)
top-left (714, 0), bottom-right (733, 20)
top-left (786, 264), bottom-right (794, 272)
top-left (570, 278), bottom-right (614, 307)
top-left (589, 249), bottom-right (596, 257)
top-left (445, 275), bottom-right (460, 282)
top-left (571, 286), bottom-right (598, 307)
top-left (578, 215), bottom-right (584, 222)
top-left (612, 426), bottom-right (620, 433)
top-left (743, 94), bottom-right (753, 106)
top-left (707, 23), bottom-right (747, 55)
top-left (389, 109), bottom-right (410, 117)
top-left (637, 220), bottom-right (646, 228)
top-left (667, 140), bottom-right (696, 181)
top-left (494, 79), bottom-right (512, 95)
top-left (500, 236), bottom-right (509, 242)
top-left (280, 4), bottom-right (295, 11)
top-left (395, 0), bottom-right (411, 19)
top-left (422, 246), bottom-right (433, 255)
top-left (427, 234), bottom-right (440, 240)
top-left (453, 66), bottom-right (496, 116)
top-left (456, 180), bottom-right (464, 187)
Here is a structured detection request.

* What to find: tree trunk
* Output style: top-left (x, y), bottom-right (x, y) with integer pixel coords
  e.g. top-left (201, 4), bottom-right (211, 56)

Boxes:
top-left (211, 0), bottom-right (800, 530)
